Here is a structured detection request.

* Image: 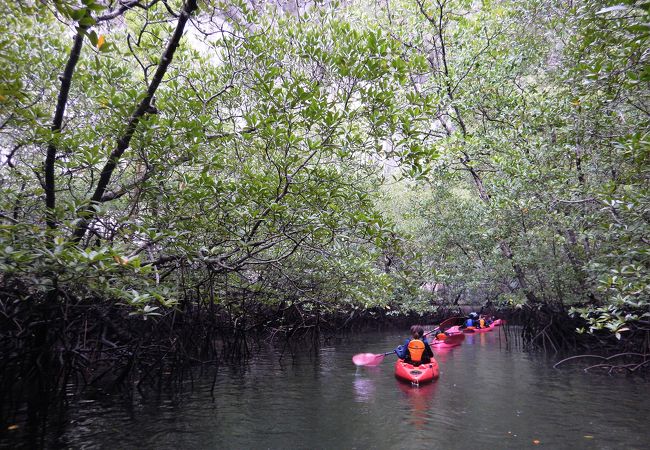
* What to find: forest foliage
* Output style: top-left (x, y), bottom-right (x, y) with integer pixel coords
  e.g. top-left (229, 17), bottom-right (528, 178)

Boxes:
top-left (0, 0), bottom-right (648, 342)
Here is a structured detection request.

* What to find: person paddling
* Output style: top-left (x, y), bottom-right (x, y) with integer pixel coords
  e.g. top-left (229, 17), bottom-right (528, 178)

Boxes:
top-left (464, 311), bottom-right (478, 328)
top-left (397, 325), bottom-right (434, 366)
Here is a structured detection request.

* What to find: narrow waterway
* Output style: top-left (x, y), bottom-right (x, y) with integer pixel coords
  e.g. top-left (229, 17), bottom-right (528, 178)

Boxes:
top-left (2, 328), bottom-right (649, 449)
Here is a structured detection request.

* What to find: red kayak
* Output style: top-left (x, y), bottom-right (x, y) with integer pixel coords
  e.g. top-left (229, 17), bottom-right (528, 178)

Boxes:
top-left (394, 358), bottom-right (440, 385)
top-left (492, 319), bottom-right (504, 326)
top-left (431, 333), bottom-right (465, 348)
top-left (474, 324), bottom-right (495, 333)
top-left (463, 326), bottom-right (476, 333)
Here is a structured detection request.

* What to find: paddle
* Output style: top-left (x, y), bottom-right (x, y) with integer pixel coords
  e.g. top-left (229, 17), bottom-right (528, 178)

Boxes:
top-left (424, 327), bottom-right (440, 338)
top-left (438, 316), bottom-right (466, 332)
top-left (352, 351), bottom-right (394, 367)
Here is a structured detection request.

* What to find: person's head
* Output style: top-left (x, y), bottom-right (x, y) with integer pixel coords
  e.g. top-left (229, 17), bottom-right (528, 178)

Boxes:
top-left (410, 324), bottom-right (424, 339)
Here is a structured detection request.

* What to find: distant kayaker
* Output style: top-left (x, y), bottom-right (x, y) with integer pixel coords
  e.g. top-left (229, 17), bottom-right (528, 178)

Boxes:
top-left (465, 311), bottom-right (478, 328)
top-left (402, 325), bottom-right (434, 366)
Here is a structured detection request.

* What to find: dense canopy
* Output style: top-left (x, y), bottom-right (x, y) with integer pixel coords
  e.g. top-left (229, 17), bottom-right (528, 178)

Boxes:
top-left (0, 0), bottom-right (648, 355)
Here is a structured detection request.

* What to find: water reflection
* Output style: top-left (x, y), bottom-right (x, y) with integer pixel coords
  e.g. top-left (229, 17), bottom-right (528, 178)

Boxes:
top-left (353, 375), bottom-right (376, 403)
top-left (2, 329), bottom-right (650, 450)
top-left (396, 381), bottom-right (437, 429)
top-left (431, 346), bottom-right (453, 363)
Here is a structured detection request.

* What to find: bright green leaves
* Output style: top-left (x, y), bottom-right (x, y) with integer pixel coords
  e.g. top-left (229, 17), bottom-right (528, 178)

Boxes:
top-left (0, 224), bottom-right (161, 305)
top-left (53, 0), bottom-right (104, 27)
top-left (360, 0), bottom-right (648, 330)
top-left (558, 1), bottom-right (650, 334)
top-left (570, 0), bottom-right (650, 91)
top-left (3, 0), bottom-right (644, 332)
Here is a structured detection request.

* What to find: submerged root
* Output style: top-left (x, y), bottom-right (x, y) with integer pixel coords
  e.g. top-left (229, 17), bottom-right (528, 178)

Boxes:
top-left (554, 352), bottom-right (650, 374)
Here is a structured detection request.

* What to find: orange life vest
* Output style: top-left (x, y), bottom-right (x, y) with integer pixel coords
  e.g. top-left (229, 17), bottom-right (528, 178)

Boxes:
top-left (407, 339), bottom-right (425, 362)
top-left (436, 333), bottom-right (447, 340)
top-left (479, 318), bottom-right (485, 328)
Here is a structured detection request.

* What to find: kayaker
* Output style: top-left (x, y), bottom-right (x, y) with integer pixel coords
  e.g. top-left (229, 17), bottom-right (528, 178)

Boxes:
top-left (478, 315), bottom-right (486, 328)
top-left (402, 325), bottom-right (434, 366)
top-left (465, 311), bottom-right (478, 328)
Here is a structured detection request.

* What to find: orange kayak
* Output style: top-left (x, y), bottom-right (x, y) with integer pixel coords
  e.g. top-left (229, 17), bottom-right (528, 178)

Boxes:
top-left (394, 358), bottom-right (440, 385)
top-left (431, 333), bottom-right (465, 347)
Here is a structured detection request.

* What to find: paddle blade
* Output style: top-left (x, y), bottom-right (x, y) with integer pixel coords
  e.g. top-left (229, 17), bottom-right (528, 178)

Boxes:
top-left (439, 316), bottom-right (466, 331)
top-left (352, 353), bottom-right (386, 367)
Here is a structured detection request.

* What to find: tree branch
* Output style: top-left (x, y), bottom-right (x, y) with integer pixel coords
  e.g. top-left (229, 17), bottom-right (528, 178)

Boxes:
top-left (72, 0), bottom-right (199, 242)
top-left (96, 0), bottom-right (160, 23)
top-left (45, 25), bottom-right (87, 229)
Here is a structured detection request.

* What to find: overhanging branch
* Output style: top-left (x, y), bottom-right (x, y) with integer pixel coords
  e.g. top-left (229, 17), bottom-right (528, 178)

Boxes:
top-left (71, 0), bottom-right (199, 242)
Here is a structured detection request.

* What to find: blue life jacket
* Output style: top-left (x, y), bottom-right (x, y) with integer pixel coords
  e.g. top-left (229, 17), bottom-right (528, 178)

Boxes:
top-left (466, 318), bottom-right (474, 327)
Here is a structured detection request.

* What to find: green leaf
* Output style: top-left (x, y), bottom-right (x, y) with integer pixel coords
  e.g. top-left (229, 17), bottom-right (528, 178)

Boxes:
top-left (78, 15), bottom-right (96, 27)
top-left (88, 30), bottom-right (98, 46)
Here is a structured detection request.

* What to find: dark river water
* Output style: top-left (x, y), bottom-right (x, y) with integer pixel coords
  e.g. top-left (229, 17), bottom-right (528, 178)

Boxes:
top-left (2, 328), bottom-right (649, 449)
